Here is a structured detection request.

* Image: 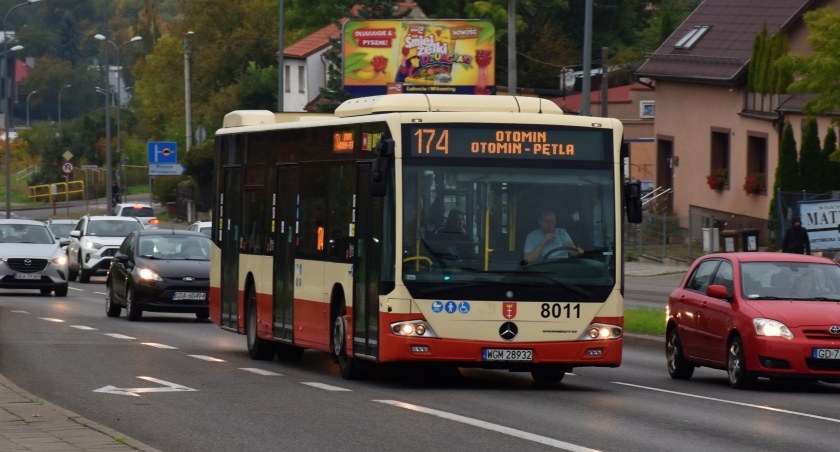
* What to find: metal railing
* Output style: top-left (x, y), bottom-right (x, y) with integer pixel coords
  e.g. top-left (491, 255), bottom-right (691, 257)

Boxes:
top-left (28, 181), bottom-right (86, 202)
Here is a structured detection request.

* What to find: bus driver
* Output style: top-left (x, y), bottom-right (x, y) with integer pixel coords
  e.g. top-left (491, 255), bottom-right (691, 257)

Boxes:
top-left (522, 209), bottom-right (583, 264)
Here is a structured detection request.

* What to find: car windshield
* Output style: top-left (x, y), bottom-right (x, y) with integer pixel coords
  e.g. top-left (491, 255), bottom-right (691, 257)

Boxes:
top-left (0, 224), bottom-right (55, 244)
top-left (741, 261), bottom-right (840, 300)
top-left (138, 235), bottom-right (210, 260)
top-left (48, 223), bottom-right (75, 238)
top-left (199, 226), bottom-right (211, 237)
top-left (120, 206), bottom-right (155, 217)
top-left (87, 220), bottom-right (144, 236)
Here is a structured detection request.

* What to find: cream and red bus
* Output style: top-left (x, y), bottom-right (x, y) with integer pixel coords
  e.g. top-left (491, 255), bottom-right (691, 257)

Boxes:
top-left (210, 94), bottom-right (642, 383)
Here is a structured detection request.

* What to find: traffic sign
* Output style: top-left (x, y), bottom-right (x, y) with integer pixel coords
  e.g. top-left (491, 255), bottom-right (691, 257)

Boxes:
top-left (62, 150), bottom-right (73, 161)
top-left (148, 142), bottom-right (178, 164)
top-left (149, 163), bottom-right (185, 176)
top-left (61, 162), bottom-right (74, 174)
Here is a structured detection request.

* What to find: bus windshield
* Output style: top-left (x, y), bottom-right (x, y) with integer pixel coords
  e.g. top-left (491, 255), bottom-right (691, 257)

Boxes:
top-left (402, 162), bottom-right (616, 302)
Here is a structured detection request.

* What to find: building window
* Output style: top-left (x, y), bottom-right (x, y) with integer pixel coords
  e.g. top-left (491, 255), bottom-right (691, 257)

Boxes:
top-left (675, 25), bottom-right (710, 50)
top-left (639, 100), bottom-right (655, 118)
top-left (710, 130), bottom-right (730, 189)
top-left (298, 66), bottom-right (305, 94)
top-left (746, 134), bottom-right (768, 194)
top-left (284, 65), bottom-right (291, 93)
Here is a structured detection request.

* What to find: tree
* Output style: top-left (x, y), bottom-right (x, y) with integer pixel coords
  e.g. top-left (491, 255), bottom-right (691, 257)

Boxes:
top-left (779, 7), bottom-right (840, 123)
top-left (799, 118), bottom-right (827, 193)
top-left (770, 122), bottom-right (799, 227)
top-left (823, 127), bottom-right (840, 189)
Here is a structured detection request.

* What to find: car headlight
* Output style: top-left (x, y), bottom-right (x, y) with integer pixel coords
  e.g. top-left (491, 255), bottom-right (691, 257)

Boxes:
top-left (52, 254), bottom-right (68, 266)
top-left (83, 240), bottom-right (104, 250)
top-left (137, 268), bottom-right (163, 281)
top-left (753, 318), bottom-right (793, 339)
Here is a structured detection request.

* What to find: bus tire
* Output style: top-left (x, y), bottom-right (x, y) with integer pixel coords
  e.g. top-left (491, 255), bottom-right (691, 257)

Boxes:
top-left (246, 285), bottom-right (274, 360)
top-left (333, 315), bottom-right (367, 379)
top-left (531, 366), bottom-right (568, 386)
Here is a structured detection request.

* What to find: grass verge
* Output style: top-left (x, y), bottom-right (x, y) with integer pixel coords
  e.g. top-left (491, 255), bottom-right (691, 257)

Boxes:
top-left (625, 307), bottom-right (666, 336)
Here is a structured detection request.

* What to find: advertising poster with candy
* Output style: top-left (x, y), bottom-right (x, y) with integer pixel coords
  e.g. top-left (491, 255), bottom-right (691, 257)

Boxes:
top-left (342, 19), bottom-right (495, 96)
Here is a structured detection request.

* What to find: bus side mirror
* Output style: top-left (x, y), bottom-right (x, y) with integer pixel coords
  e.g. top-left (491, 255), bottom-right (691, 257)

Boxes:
top-left (624, 180), bottom-right (643, 224)
top-left (370, 138), bottom-right (394, 197)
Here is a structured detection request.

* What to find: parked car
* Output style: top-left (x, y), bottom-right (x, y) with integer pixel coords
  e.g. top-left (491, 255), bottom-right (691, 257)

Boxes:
top-left (187, 220), bottom-right (212, 237)
top-left (66, 216), bottom-right (145, 282)
top-left (113, 203), bottom-right (160, 229)
top-left (106, 229), bottom-right (211, 321)
top-left (0, 219), bottom-right (69, 296)
top-left (45, 218), bottom-right (78, 251)
top-left (666, 252), bottom-right (840, 388)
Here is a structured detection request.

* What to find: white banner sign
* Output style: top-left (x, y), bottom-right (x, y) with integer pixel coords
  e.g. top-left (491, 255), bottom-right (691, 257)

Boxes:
top-left (799, 199), bottom-right (840, 251)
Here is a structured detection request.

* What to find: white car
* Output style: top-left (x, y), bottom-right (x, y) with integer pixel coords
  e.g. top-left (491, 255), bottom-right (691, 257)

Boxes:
top-left (113, 203), bottom-right (160, 229)
top-left (45, 218), bottom-right (78, 251)
top-left (66, 215), bottom-right (144, 282)
top-left (0, 219), bottom-right (69, 296)
top-left (187, 221), bottom-right (212, 237)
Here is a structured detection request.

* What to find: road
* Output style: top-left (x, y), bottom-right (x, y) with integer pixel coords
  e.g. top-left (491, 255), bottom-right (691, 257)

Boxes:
top-left (2, 275), bottom-right (840, 451)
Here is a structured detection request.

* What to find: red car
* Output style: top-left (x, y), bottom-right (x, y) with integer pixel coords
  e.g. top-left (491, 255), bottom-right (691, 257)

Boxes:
top-left (666, 252), bottom-right (840, 388)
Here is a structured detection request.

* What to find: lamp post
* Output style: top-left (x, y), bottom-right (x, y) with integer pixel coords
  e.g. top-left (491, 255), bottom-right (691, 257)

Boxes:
top-left (3, 0), bottom-right (39, 218)
top-left (95, 33), bottom-right (142, 199)
top-left (24, 89), bottom-right (36, 126)
top-left (184, 31), bottom-right (194, 152)
top-left (57, 83), bottom-right (71, 125)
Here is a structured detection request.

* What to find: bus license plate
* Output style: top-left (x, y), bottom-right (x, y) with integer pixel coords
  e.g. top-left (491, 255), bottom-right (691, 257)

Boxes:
top-left (14, 273), bottom-right (41, 280)
top-left (813, 348), bottom-right (840, 359)
top-left (172, 292), bottom-right (206, 301)
top-left (483, 349), bottom-right (533, 362)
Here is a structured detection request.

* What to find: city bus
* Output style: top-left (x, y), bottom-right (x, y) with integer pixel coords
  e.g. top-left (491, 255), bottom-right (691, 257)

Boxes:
top-left (210, 93), bottom-right (643, 383)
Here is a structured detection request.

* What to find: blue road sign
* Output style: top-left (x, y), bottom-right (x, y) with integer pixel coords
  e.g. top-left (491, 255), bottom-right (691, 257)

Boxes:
top-left (149, 163), bottom-right (185, 176)
top-left (148, 142), bottom-right (178, 164)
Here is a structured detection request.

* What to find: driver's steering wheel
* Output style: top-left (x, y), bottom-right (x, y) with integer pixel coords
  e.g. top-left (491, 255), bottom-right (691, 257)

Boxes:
top-left (542, 245), bottom-right (580, 259)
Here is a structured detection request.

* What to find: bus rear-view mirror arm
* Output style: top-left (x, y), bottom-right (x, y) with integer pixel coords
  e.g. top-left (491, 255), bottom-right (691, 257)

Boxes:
top-left (370, 137), bottom-right (394, 197)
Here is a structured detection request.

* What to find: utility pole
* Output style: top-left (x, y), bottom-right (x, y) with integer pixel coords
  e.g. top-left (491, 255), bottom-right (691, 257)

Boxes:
top-left (507, 0), bottom-right (516, 95)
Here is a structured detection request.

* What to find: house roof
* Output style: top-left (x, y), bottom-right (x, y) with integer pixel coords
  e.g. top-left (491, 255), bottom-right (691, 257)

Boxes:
top-left (635, 0), bottom-right (815, 85)
top-left (550, 83), bottom-right (653, 113)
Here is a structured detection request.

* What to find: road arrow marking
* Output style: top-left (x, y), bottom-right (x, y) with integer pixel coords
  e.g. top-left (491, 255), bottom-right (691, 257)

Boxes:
top-left (94, 376), bottom-right (197, 397)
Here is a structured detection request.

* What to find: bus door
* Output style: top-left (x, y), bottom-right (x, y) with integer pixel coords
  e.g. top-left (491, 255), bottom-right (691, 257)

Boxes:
top-left (352, 162), bottom-right (381, 359)
top-left (220, 165), bottom-right (243, 330)
top-left (272, 163), bottom-right (297, 342)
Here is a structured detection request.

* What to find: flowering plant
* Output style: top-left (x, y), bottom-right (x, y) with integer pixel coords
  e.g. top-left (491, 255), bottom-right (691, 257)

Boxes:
top-left (743, 172), bottom-right (766, 194)
top-left (706, 167), bottom-right (728, 191)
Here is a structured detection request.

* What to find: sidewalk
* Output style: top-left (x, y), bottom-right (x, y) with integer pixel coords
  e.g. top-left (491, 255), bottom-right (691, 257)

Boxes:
top-left (625, 260), bottom-right (690, 277)
top-left (0, 374), bottom-right (160, 451)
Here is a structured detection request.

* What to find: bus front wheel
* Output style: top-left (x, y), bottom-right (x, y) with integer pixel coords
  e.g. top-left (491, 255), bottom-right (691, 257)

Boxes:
top-left (333, 315), bottom-right (367, 379)
top-left (531, 365), bottom-right (569, 386)
top-left (246, 285), bottom-right (275, 360)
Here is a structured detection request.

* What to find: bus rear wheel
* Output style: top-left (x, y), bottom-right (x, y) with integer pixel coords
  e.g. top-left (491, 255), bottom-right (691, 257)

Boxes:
top-left (531, 366), bottom-right (569, 386)
top-left (246, 285), bottom-right (274, 360)
top-left (333, 315), bottom-right (367, 379)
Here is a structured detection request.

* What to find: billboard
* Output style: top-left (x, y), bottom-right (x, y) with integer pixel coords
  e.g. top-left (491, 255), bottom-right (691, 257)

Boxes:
top-left (342, 19), bottom-right (495, 96)
top-left (799, 199), bottom-right (840, 252)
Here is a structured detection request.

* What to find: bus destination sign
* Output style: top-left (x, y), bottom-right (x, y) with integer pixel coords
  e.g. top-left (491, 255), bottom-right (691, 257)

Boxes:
top-left (408, 125), bottom-right (606, 160)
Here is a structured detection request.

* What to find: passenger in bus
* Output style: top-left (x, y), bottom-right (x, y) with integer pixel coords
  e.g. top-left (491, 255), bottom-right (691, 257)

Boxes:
top-left (433, 209), bottom-right (475, 260)
top-left (522, 209), bottom-right (583, 264)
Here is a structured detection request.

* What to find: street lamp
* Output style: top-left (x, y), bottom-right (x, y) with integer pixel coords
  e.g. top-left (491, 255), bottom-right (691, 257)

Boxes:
top-left (57, 83), bottom-right (71, 125)
top-left (95, 33), bottom-right (142, 200)
top-left (24, 89), bottom-right (36, 126)
top-left (3, 0), bottom-right (39, 218)
top-left (184, 31), bottom-right (194, 152)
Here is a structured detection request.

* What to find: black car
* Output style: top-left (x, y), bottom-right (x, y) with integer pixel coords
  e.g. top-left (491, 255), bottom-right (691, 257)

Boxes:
top-left (106, 229), bottom-right (211, 321)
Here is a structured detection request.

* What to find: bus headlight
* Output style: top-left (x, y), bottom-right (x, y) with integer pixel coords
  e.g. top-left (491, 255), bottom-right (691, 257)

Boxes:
top-left (579, 323), bottom-right (622, 340)
top-left (391, 320), bottom-right (437, 337)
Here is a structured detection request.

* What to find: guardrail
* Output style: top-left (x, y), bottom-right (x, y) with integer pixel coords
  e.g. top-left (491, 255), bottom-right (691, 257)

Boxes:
top-left (29, 180), bottom-right (86, 202)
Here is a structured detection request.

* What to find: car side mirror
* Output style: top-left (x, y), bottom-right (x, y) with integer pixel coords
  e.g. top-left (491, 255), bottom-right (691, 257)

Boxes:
top-left (706, 284), bottom-right (730, 300)
top-left (59, 238), bottom-right (70, 247)
top-left (69, 230), bottom-right (81, 239)
top-left (114, 252), bottom-right (128, 262)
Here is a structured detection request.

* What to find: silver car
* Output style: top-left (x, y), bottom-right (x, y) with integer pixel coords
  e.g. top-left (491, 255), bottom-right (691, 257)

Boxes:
top-left (67, 215), bottom-right (144, 283)
top-left (187, 220), bottom-right (212, 237)
top-left (0, 219), bottom-right (69, 296)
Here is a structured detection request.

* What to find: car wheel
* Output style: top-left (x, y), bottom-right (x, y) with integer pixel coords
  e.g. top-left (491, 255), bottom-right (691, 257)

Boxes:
top-left (68, 256), bottom-right (78, 281)
top-left (246, 285), bottom-right (274, 360)
top-left (531, 366), bottom-right (568, 386)
top-left (333, 314), bottom-right (368, 379)
top-left (105, 283), bottom-right (121, 317)
top-left (79, 266), bottom-right (91, 283)
top-left (126, 286), bottom-right (143, 321)
top-left (40, 288), bottom-right (52, 295)
top-left (195, 309), bottom-right (210, 320)
top-left (728, 336), bottom-right (756, 389)
top-left (54, 284), bottom-right (68, 297)
top-left (666, 327), bottom-right (695, 379)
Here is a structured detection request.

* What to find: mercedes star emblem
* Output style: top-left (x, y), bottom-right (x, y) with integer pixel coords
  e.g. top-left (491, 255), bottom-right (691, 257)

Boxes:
top-left (499, 322), bottom-right (518, 341)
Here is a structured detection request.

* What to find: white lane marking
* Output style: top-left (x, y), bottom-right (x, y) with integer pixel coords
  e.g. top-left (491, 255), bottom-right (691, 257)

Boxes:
top-left (240, 368), bottom-right (283, 376)
top-left (374, 400), bottom-right (598, 451)
top-left (71, 325), bottom-right (97, 330)
top-left (10, 310), bottom-right (30, 314)
top-left (93, 291), bottom-right (106, 295)
top-left (189, 355), bottom-right (226, 362)
top-left (301, 382), bottom-right (352, 392)
top-left (141, 342), bottom-right (178, 350)
top-left (104, 333), bottom-right (136, 340)
top-left (613, 382), bottom-right (840, 424)
top-left (94, 376), bottom-right (197, 397)
top-left (40, 317), bottom-right (65, 323)
top-left (69, 287), bottom-right (84, 291)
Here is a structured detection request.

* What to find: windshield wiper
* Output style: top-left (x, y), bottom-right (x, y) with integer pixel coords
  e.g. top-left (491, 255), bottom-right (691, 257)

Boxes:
top-left (530, 272), bottom-right (591, 297)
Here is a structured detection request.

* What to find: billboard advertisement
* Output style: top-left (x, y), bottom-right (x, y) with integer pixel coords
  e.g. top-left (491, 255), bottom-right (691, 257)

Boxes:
top-left (342, 19), bottom-right (495, 96)
top-left (799, 199), bottom-right (840, 252)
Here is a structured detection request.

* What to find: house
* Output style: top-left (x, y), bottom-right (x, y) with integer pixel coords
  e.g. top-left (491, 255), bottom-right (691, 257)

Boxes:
top-left (635, 0), bottom-right (837, 245)
top-left (282, 2), bottom-right (426, 112)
